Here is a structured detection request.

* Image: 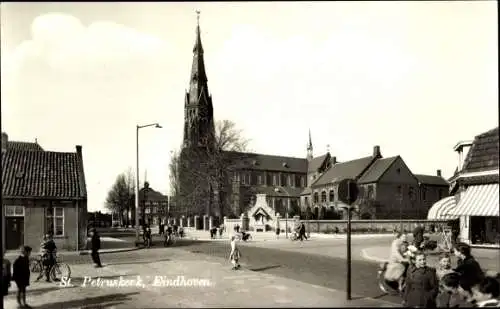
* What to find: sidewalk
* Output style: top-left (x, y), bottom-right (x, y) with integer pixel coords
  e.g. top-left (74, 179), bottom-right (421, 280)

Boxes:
top-left (185, 229), bottom-right (395, 242)
top-left (361, 246), bottom-right (500, 271)
top-left (3, 248), bottom-right (397, 308)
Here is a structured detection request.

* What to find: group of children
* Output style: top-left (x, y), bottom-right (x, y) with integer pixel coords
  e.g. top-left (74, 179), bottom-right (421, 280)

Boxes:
top-left (435, 253), bottom-right (500, 307)
top-left (3, 246), bottom-right (33, 308)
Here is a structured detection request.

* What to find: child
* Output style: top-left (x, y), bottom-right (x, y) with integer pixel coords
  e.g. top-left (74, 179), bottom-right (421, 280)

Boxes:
top-left (13, 246), bottom-right (32, 308)
top-left (436, 272), bottom-right (464, 307)
top-left (471, 277), bottom-right (500, 307)
top-left (229, 235), bottom-right (241, 270)
top-left (437, 253), bottom-right (454, 281)
top-left (2, 253), bottom-right (12, 296)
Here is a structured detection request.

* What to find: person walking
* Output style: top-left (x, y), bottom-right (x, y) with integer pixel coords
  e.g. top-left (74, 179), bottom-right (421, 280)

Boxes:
top-left (2, 253), bottom-right (12, 296)
top-left (229, 235), bottom-right (241, 270)
top-left (13, 246), bottom-right (32, 308)
top-left (453, 242), bottom-right (484, 293)
top-left (299, 223), bottom-right (308, 241)
top-left (90, 228), bottom-right (103, 267)
top-left (403, 251), bottom-right (439, 308)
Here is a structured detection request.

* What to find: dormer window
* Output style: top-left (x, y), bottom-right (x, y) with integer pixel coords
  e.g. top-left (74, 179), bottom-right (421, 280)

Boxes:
top-left (282, 162), bottom-right (288, 168)
top-left (253, 160), bottom-right (259, 166)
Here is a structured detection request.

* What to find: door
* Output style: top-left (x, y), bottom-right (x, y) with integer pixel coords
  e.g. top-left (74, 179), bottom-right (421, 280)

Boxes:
top-left (6, 217), bottom-right (24, 250)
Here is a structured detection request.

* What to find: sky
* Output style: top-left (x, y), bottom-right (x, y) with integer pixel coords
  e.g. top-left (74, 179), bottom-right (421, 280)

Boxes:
top-left (1, 2), bottom-right (498, 212)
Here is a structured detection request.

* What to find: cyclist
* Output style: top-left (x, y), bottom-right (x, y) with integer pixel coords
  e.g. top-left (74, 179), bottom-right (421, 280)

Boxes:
top-left (37, 233), bottom-right (57, 282)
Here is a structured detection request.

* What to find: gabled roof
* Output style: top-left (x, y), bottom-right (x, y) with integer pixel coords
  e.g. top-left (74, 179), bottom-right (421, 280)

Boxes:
top-left (462, 127), bottom-right (499, 173)
top-left (358, 156), bottom-right (399, 184)
top-left (414, 174), bottom-right (449, 186)
top-left (7, 141), bottom-right (44, 151)
top-left (312, 156), bottom-right (376, 187)
top-left (308, 153), bottom-right (330, 173)
top-left (225, 151), bottom-right (307, 173)
top-left (139, 186), bottom-right (168, 201)
top-left (2, 149), bottom-right (87, 199)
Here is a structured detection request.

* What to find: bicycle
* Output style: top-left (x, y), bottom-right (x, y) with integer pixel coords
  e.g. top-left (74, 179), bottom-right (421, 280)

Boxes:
top-left (30, 255), bottom-right (71, 282)
top-left (163, 233), bottom-right (177, 247)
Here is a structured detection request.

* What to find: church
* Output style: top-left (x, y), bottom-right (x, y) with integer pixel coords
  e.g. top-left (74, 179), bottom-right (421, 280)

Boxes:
top-left (177, 15), bottom-right (448, 223)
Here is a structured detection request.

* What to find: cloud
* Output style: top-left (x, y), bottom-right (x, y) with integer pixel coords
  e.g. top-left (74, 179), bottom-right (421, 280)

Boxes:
top-left (3, 13), bottom-right (170, 81)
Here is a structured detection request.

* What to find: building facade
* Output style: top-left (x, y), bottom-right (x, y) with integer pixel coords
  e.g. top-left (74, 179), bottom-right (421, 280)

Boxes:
top-left (177, 16), bottom-right (448, 222)
top-left (2, 133), bottom-right (88, 251)
top-left (138, 182), bottom-right (169, 226)
top-left (447, 127), bottom-right (499, 246)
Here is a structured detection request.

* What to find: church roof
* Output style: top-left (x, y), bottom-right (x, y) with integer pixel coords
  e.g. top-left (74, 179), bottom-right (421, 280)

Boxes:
top-left (225, 151), bottom-right (307, 173)
top-left (308, 153), bottom-right (330, 173)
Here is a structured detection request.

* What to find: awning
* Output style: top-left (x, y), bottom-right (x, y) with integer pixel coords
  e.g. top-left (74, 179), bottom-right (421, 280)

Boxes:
top-left (450, 184), bottom-right (499, 217)
top-left (427, 196), bottom-right (460, 220)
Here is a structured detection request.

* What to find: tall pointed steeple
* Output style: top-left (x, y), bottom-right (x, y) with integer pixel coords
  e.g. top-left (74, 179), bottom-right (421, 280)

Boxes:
top-left (307, 129), bottom-right (313, 161)
top-left (182, 10), bottom-right (215, 149)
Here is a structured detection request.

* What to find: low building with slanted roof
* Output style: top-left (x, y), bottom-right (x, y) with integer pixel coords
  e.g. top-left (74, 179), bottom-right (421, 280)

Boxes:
top-left (1, 132), bottom-right (87, 252)
top-left (444, 127), bottom-right (499, 247)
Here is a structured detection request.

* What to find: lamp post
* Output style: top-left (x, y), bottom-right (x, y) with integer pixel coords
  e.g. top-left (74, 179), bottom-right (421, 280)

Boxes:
top-left (135, 123), bottom-right (162, 245)
top-left (275, 187), bottom-right (291, 239)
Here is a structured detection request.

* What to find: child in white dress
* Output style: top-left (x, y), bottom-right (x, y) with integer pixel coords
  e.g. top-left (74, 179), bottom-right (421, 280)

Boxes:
top-left (230, 235), bottom-right (241, 270)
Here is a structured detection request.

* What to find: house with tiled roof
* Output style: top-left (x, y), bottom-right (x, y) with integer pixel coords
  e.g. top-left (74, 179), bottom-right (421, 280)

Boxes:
top-left (1, 132), bottom-right (87, 251)
top-left (430, 127), bottom-right (499, 247)
top-left (300, 145), bottom-right (449, 220)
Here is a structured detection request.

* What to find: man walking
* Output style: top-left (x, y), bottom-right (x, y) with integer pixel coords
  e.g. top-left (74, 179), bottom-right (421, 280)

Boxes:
top-left (90, 229), bottom-right (103, 268)
top-left (299, 223), bottom-right (308, 241)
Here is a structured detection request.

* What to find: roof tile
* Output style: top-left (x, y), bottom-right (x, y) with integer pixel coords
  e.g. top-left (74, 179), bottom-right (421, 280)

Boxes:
top-left (414, 174), bottom-right (449, 186)
top-left (2, 149), bottom-right (86, 199)
top-left (7, 141), bottom-right (44, 151)
top-left (358, 156), bottom-right (399, 184)
top-left (462, 127), bottom-right (499, 173)
top-left (225, 151), bottom-right (307, 173)
top-left (312, 156), bottom-right (376, 187)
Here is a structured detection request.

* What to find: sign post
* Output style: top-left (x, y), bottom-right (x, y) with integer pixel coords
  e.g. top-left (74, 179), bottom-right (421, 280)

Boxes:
top-left (337, 179), bottom-right (359, 301)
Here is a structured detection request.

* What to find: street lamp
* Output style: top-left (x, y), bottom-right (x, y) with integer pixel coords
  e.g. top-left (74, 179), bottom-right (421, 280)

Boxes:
top-left (135, 123), bottom-right (162, 245)
top-left (275, 187), bottom-right (291, 239)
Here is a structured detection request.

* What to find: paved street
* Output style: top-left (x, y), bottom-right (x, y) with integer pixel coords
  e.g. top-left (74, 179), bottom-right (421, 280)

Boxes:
top-left (4, 247), bottom-right (396, 308)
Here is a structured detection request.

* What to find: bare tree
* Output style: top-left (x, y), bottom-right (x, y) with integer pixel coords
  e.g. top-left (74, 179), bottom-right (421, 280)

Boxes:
top-left (173, 119), bottom-right (250, 218)
top-left (105, 169), bottom-right (135, 226)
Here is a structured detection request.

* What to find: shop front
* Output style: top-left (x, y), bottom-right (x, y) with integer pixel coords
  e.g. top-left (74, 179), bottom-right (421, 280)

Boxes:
top-left (450, 183), bottom-right (499, 247)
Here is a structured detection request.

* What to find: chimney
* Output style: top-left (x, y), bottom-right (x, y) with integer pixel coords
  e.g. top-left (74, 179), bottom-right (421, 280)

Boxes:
top-left (76, 145), bottom-right (82, 156)
top-left (1, 132), bottom-right (8, 152)
top-left (373, 145), bottom-right (381, 157)
top-left (332, 156), bottom-right (337, 165)
top-left (437, 169), bottom-right (442, 177)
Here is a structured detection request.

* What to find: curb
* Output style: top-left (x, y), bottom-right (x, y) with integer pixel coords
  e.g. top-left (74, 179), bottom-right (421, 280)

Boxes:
top-left (78, 247), bottom-right (141, 255)
top-left (360, 248), bottom-right (387, 263)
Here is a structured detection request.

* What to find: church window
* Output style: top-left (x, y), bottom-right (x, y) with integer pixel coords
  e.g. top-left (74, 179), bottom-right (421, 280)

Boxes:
top-left (288, 175), bottom-right (293, 187)
top-left (257, 174), bottom-right (262, 185)
top-left (295, 175), bottom-right (301, 187)
top-left (421, 187), bottom-right (427, 201)
top-left (329, 190), bottom-right (335, 202)
top-left (367, 185), bottom-right (374, 199)
top-left (273, 174), bottom-right (278, 186)
top-left (280, 173), bottom-right (287, 187)
top-left (321, 191), bottom-right (327, 203)
top-left (247, 173), bottom-right (252, 185)
top-left (313, 192), bottom-right (319, 204)
top-left (266, 173), bottom-right (272, 186)
top-left (241, 173), bottom-right (246, 185)
top-left (301, 176), bottom-right (306, 187)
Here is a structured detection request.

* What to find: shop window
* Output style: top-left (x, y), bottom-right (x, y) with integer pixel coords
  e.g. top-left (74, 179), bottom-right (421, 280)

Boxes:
top-left (46, 207), bottom-right (64, 236)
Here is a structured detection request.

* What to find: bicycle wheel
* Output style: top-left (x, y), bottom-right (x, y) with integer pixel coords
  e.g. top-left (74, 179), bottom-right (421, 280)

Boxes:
top-left (50, 263), bottom-right (71, 281)
top-left (29, 258), bottom-right (42, 273)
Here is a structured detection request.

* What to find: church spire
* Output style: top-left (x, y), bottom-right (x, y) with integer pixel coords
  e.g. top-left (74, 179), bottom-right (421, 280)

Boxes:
top-left (307, 129), bottom-right (313, 161)
top-left (189, 10), bottom-right (207, 94)
top-left (182, 10), bottom-right (215, 149)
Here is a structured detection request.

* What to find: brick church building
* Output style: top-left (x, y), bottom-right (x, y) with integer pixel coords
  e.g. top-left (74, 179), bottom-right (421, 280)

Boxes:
top-left (178, 15), bottom-right (447, 221)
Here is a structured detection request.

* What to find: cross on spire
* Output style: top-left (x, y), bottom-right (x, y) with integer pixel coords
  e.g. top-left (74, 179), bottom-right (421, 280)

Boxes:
top-left (196, 10), bottom-right (201, 26)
